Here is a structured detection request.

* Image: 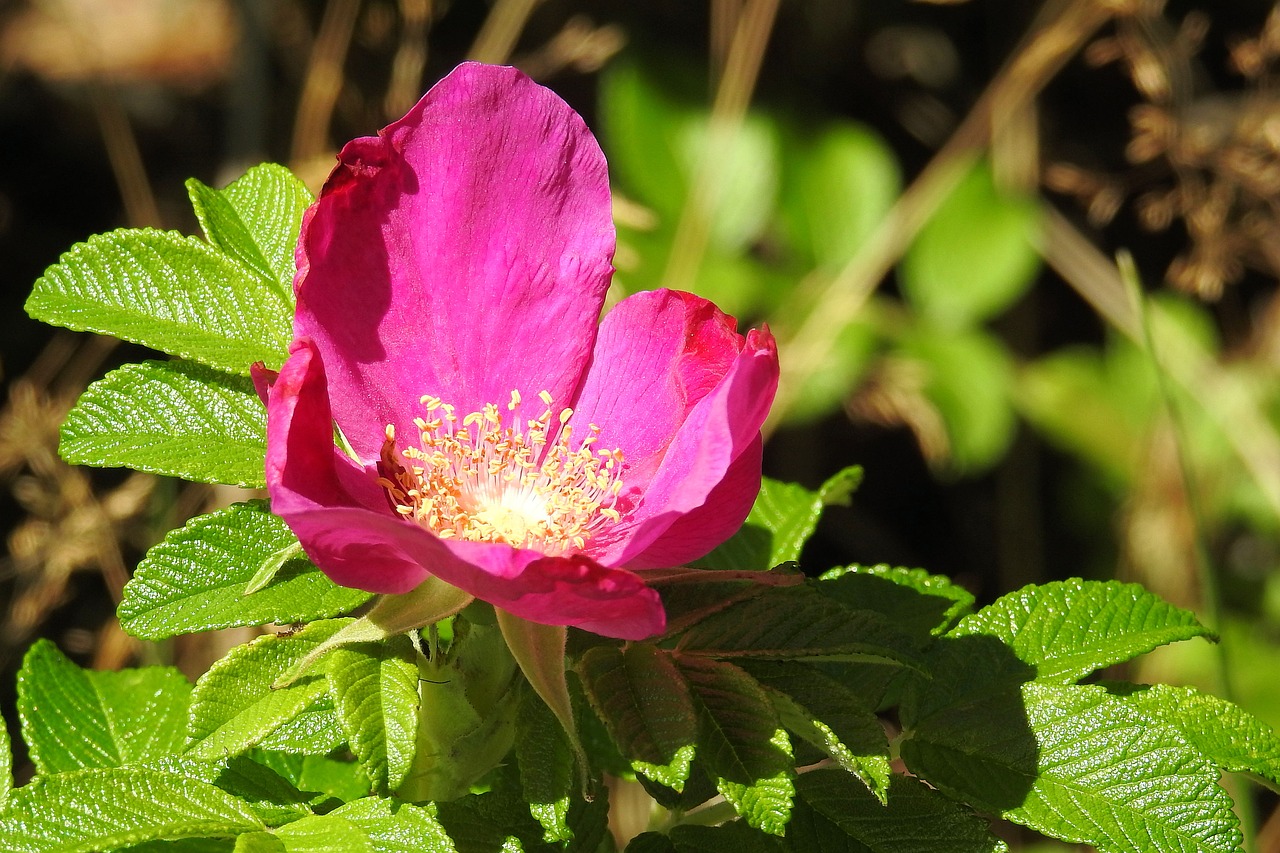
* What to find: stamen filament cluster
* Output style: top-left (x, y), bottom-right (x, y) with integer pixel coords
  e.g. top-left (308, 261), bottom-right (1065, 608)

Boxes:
top-left (377, 390), bottom-right (625, 553)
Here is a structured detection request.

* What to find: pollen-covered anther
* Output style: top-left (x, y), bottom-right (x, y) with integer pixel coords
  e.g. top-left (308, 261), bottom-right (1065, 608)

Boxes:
top-left (378, 391), bottom-right (626, 554)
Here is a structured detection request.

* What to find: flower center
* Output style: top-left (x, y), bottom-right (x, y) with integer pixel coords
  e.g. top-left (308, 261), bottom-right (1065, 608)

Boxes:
top-left (377, 390), bottom-right (625, 554)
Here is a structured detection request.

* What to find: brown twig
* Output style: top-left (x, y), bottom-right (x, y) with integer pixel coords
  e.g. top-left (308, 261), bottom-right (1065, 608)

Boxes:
top-left (468, 0), bottom-right (543, 65)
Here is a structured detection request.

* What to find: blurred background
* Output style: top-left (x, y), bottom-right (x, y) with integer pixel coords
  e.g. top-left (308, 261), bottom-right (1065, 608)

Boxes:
top-left (3, 0), bottom-right (1280, 848)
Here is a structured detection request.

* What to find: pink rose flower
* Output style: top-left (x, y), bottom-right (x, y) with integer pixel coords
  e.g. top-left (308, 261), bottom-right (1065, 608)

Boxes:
top-left (259, 63), bottom-right (778, 641)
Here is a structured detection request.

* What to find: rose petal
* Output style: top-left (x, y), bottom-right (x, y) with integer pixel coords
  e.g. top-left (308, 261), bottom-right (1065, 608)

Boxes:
top-left (568, 289), bottom-right (743, 492)
top-left (590, 327), bottom-right (779, 567)
top-left (295, 62), bottom-right (615, 459)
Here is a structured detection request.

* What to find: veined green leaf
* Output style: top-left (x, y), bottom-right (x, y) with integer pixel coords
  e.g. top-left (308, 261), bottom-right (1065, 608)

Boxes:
top-left (150, 754), bottom-right (316, 826)
top-left (678, 583), bottom-right (923, 668)
top-left (254, 700), bottom-right (346, 756)
top-left (1111, 683), bottom-right (1280, 789)
top-left (330, 798), bottom-right (457, 853)
top-left (60, 360), bottom-right (267, 487)
top-left (743, 660), bottom-right (890, 802)
top-left (0, 767), bottom-right (263, 852)
top-left (188, 163), bottom-right (311, 297)
top-left (273, 814), bottom-right (373, 852)
top-left (26, 228), bottom-right (292, 375)
top-left (250, 751), bottom-right (369, 804)
top-left (902, 682), bottom-right (1242, 853)
top-left (17, 640), bottom-right (190, 774)
top-left (326, 637), bottom-right (419, 795)
top-left (789, 770), bottom-right (1008, 852)
top-left (701, 467), bottom-right (862, 571)
top-left (951, 579), bottom-right (1212, 684)
top-left (120, 501), bottom-right (370, 640)
top-left (515, 687), bottom-right (575, 843)
top-left (186, 620), bottom-right (348, 760)
top-left (818, 564), bottom-right (974, 638)
top-left (677, 656), bottom-right (794, 834)
top-left (577, 644), bottom-right (698, 791)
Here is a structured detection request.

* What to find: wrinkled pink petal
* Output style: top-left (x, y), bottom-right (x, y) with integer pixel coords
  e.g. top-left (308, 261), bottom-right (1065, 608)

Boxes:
top-left (567, 289), bottom-right (743, 492)
top-left (295, 62), bottom-right (615, 459)
top-left (591, 327), bottom-right (779, 567)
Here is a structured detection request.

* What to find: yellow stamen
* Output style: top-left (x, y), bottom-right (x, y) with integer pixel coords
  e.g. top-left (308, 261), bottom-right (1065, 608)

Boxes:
top-left (377, 390), bottom-right (626, 554)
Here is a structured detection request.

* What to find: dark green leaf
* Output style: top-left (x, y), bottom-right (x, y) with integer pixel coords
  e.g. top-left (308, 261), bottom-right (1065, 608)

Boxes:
top-left (516, 687), bottom-right (575, 842)
top-left (577, 644), bottom-right (698, 791)
top-left (678, 583), bottom-right (923, 668)
top-left (743, 660), bottom-right (890, 801)
top-left (818, 564), bottom-right (974, 638)
top-left (120, 501), bottom-right (370, 640)
top-left (60, 360), bottom-right (267, 487)
top-left (788, 770), bottom-right (1007, 852)
top-left (677, 656), bottom-right (793, 834)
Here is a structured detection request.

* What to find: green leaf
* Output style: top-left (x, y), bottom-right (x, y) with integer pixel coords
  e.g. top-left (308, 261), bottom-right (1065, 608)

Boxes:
top-left (515, 687), bottom-right (575, 842)
top-left (818, 564), bottom-right (974, 637)
top-left (952, 579), bottom-right (1212, 683)
top-left (26, 228), bottom-right (292, 375)
top-left (251, 752), bottom-right (370, 804)
top-left (576, 644), bottom-right (698, 790)
top-left (329, 798), bottom-right (457, 853)
top-left (701, 468), bottom-right (862, 571)
top-left (273, 814), bottom-right (374, 852)
top-left (151, 754), bottom-right (316, 826)
top-left (60, 360), bottom-right (267, 487)
top-left (902, 682), bottom-right (1242, 853)
top-left (677, 656), bottom-right (793, 834)
top-left (788, 769), bottom-right (1008, 852)
top-left (901, 159), bottom-right (1041, 328)
top-left (717, 729), bottom-right (794, 836)
top-left (0, 706), bottom-right (11, 810)
top-left (0, 767), bottom-right (263, 852)
top-left (678, 583), bottom-right (924, 668)
top-left (1110, 683), bottom-right (1280, 788)
top-left (777, 120), bottom-right (901, 269)
top-left (326, 637), bottom-right (419, 795)
top-left (897, 324), bottom-right (1017, 473)
top-left (667, 819), bottom-right (783, 852)
top-left (120, 501), bottom-right (370, 640)
top-left (254, 701), bottom-right (346, 756)
top-left (742, 660), bottom-right (890, 802)
top-left (17, 640), bottom-right (191, 774)
top-left (187, 163), bottom-right (311, 297)
top-left (495, 612), bottom-right (585, 776)
top-left (186, 620), bottom-right (348, 760)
